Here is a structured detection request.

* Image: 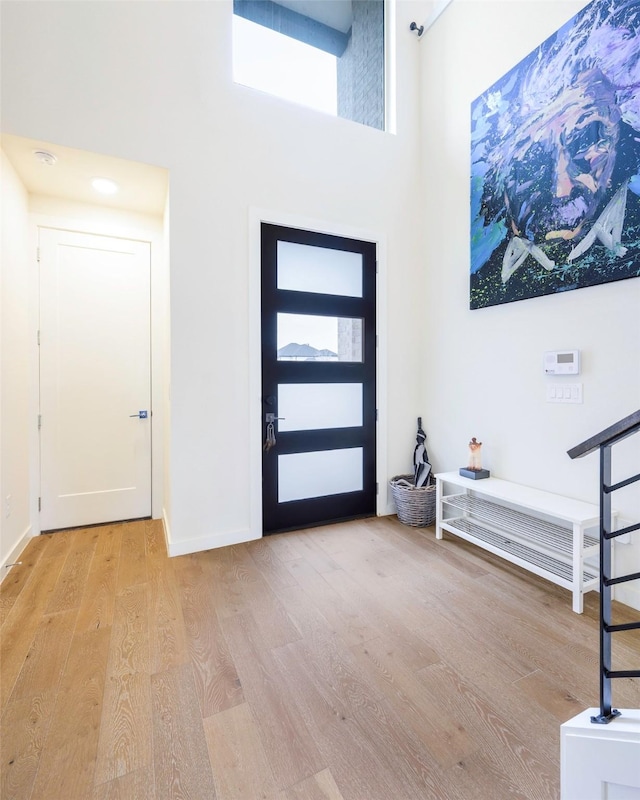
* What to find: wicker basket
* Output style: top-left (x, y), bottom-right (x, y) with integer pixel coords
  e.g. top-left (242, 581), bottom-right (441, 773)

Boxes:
top-left (389, 474), bottom-right (437, 527)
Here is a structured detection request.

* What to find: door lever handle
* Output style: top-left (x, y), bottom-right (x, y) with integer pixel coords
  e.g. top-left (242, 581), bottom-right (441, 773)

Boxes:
top-left (129, 410), bottom-right (148, 419)
top-left (265, 413), bottom-right (285, 423)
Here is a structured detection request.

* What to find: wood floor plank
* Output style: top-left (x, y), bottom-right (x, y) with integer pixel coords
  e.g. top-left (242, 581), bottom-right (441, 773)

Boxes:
top-left (272, 637), bottom-right (452, 800)
top-left (0, 690), bottom-right (56, 800)
top-left (417, 661), bottom-right (558, 799)
top-left (116, 520), bottom-right (148, 591)
top-left (262, 532), bottom-right (305, 562)
top-left (207, 544), bottom-right (301, 648)
top-left (311, 519), bottom-right (392, 560)
top-left (245, 537), bottom-right (300, 593)
top-left (93, 766), bottom-right (155, 800)
top-left (279, 768), bottom-right (345, 800)
top-left (513, 668), bottom-right (586, 722)
top-left (94, 583), bottom-right (152, 784)
top-left (274, 582), bottom-right (386, 719)
top-left (348, 696), bottom-right (452, 800)
top-left (0, 550), bottom-right (69, 708)
top-left (151, 664), bottom-right (217, 800)
top-left (174, 555), bottom-right (245, 717)
top-left (321, 566), bottom-right (440, 672)
top-left (204, 701), bottom-right (279, 800)
top-left (276, 533), bottom-right (341, 574)
top-left (272, 634), bottom-right (353, 732)
top-left (145, 521), bottom-right (188, 673)
top-left (381, 573), bottom-right (534, 684)
top-left (377, 517), bottom-right (491, 581)
top-left (7, 608), bottom-right (78, 704)
top-left (76, 524), bottom-right (123, 633)
top-left (29, 627), bottom-right (112, 800)
top-left (349, 635), bottom-right (477, 770)
top-left (442, 750), bottom-right (533, 800)
top-left (284, 557), bottom-right (379, 648)
top-left (272, 583), bottom-right (449, 799)
top-left (45, 529), bottom-right (98, 613)
top-left (220, 610), bottom-right (324, 790)
top-left (270, 645), bottom-right (430, 800)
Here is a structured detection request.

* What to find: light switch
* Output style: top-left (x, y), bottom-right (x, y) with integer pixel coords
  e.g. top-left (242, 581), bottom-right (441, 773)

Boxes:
top-left (546, 383), bottom-right (583, 403)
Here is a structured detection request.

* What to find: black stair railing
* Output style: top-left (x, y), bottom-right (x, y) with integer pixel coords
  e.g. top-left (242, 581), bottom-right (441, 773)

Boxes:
top-left (568, 409), bottom-right (640, 724)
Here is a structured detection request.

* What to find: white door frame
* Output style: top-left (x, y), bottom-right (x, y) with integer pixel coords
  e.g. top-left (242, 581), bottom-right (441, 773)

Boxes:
top-left (248, 207), bottom-right (388, 539)
top-left (30, 211), bottom-right (167, 533)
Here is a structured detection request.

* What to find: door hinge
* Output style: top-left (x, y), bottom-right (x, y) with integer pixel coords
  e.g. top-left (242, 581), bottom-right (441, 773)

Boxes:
top-left (376, 335), bottom-right (379, 348)
top-left (38, 497), bottom-right (41, 512)
top-left (37, 329), bottom-right (41, 346)
top-left (375, 261), bottom-right (379, 274)
top-left (376, 482), bottom-right (379, 495)
top-left (375, 409), bottom-right (379, 422)
top-left (36, 247), bottom-right (40, 263)
top-left (38, 414), bottom-right (42, 430)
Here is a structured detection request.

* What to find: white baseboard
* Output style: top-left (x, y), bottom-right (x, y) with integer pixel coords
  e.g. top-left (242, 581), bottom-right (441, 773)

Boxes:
top-left (164, 521), bottom-right (261, 558)
top-left (0, 525), bottom-right (33, 584)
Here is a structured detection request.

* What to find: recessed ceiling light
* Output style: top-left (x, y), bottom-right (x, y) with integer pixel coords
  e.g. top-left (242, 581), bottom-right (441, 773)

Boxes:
top-left (33, 150), bottom-right (57, 166)
top-left (91, 177), bottom-right (119, 195)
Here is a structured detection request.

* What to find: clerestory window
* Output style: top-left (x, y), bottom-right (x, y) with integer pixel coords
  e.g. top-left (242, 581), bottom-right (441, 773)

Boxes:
top-left (232, 0), bottom-right (386, 131)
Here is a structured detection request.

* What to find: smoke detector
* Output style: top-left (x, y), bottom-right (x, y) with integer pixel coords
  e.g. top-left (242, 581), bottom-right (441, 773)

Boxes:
top-left (33, 150), bottom-right (57, 166)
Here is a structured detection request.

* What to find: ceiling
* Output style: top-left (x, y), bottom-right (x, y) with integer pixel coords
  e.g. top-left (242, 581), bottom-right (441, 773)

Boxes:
top-left (1, 133), bottom-right (169, 217)
top-left (276, 0), bottom-right (353, 33)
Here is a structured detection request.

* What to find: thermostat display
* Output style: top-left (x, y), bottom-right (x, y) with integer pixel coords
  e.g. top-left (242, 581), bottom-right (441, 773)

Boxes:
top-left (544, 350), bottom-right (580, 375)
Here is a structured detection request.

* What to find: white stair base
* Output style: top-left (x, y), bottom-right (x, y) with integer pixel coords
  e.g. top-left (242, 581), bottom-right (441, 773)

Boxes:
top-left (561, 708), bottom-right (640, 799)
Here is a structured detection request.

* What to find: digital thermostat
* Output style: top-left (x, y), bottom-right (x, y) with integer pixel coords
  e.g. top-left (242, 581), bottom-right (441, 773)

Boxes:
top-left (544, 350), bottom-right (580, 375)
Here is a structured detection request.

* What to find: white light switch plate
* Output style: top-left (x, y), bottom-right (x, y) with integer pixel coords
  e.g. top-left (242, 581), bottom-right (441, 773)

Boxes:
top-left (546, 383), bottom-right (583, 403)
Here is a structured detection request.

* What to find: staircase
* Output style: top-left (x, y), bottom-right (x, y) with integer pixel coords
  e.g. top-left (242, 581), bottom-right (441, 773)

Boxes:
top-left (568, 408), bottom-right (640, 723)
top-left (561, 410), bottom-right (640, 799)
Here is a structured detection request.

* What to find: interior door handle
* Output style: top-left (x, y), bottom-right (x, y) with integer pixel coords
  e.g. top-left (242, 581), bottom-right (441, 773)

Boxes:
top-left (129, 410), bottom-right (148, 419)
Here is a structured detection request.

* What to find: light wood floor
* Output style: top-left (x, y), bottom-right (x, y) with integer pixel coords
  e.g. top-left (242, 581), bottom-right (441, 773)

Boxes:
top-left (2, 517), bottom-right (640, 800)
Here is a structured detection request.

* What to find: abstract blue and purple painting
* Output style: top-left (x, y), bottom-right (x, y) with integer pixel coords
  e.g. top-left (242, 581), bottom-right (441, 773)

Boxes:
top-left (470, 0), bottom-right (640, 309)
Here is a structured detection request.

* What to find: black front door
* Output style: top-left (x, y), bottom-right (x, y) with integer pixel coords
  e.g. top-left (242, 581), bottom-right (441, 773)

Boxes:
top-left (261, 223), bottom-right (377, 535)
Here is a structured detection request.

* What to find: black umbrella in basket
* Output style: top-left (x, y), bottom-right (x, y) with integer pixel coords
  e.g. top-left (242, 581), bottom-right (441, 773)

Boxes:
top-left (413, 417), bottom-right (432, 488)
top-left (389, 417), bottom-right (436, 526)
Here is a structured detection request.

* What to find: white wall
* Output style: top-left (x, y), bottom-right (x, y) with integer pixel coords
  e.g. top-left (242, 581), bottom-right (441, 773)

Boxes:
top-left (0, 149), bottom-right (32, 575)
top-left (419, 1), bottom-right (640, 609)
top-left (0, 0), bottom-right (431, 554)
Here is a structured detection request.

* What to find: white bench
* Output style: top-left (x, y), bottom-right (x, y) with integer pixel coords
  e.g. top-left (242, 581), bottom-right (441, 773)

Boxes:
top-left (435, 472), bottom-right (614, 613)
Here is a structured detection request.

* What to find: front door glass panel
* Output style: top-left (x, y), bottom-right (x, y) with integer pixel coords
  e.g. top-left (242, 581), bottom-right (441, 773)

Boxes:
top-left (277, 313), bottom-right (363, 362)
top-left (277, 241), bottom-right (363, 297)
top-left (278, 448), bottom-right (363, 503)
top-left (278, 383), bottom-right (362, 431)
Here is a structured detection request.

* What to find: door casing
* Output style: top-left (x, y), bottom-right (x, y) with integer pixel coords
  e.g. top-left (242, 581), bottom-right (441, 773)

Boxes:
top-left (249, 207), bottom-right (388, 538)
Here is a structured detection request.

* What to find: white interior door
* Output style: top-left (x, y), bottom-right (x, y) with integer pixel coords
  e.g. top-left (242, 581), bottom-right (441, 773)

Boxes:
top-left (39, 228), bottom-right (151, 531)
